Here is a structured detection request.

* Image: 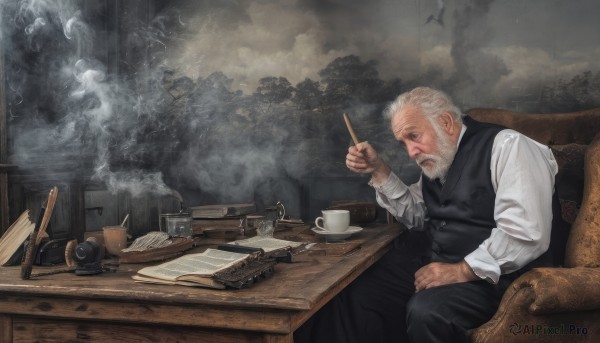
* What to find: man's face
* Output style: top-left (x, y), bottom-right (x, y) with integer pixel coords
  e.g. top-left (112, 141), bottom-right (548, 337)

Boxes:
top-left (391, 106), bottom-right (457, 181)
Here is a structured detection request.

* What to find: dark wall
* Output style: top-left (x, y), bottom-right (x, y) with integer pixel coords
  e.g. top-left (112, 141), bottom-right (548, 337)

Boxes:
top-left (3, 0), bottom-right (600, 236)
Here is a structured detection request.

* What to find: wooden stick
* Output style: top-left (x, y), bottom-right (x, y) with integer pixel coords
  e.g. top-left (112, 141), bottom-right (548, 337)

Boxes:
top-left (35, 186), bottom-right (59, 246)
top-left (343, 113), bottom-right (360, 145)
top-left (21, 186), bottom-right (59, 279)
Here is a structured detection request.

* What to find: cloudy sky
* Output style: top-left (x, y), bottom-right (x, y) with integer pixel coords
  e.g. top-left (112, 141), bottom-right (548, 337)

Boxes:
top-left (164, 0), bottom-right (600, 107)
top-left (4, 0), bottom-right (600, 209)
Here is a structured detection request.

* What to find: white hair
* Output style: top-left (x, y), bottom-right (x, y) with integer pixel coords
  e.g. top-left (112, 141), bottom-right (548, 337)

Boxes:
top-left (384, 87), bottom-right (464, 124)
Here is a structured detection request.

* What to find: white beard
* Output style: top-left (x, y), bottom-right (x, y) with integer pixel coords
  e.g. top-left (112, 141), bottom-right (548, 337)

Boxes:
top-left (416, 124), bottom-right (457, 182)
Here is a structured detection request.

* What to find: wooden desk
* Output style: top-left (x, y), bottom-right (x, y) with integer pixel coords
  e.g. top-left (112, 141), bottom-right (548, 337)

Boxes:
top-left (0, 223), bottom-right (403, 342)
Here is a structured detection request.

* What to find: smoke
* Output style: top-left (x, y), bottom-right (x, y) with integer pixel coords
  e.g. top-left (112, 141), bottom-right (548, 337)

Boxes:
top-left (446, 0), bottom-right (509, 107)
top-left (3, 0), bottom-right (310, 214)
top-left (4, 0), bottom-right (600, 217)
top-left (178, 145), bottom-right (282, 201)
top-left (5, 0), bottom-right (178, 200)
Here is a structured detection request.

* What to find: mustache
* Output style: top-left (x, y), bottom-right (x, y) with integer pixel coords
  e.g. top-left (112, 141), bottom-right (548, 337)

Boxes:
top-left (415, 154), bottom-right (438, 166)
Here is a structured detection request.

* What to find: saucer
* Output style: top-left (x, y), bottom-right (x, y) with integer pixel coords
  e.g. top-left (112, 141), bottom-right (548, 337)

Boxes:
top-left (311, 226), bottom-right (363, 242)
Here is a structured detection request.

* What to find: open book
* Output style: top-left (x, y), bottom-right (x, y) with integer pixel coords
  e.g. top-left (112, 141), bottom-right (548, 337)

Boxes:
top-left (132, 237), bottom-right (304, 289)
top-left (133, 248), bottom-right (251, 289)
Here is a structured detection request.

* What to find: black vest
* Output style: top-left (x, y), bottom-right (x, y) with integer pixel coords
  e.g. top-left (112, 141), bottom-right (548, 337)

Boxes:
top-left (422, 116), bottom-right (504, 263)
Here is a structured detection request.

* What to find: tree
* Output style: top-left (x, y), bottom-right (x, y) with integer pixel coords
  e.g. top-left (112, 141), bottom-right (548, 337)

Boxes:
top-left (377, 78), bottom-right (404, 103)
top-left (293, 78), bottom-right (323, 111)
top-left (253, 76), bottom-right (293, 114)
top-left (318, 55), bottom-right (383, 108)
top-left (541, 71), bottom-right (600, 112)
top-left (196, 72), bottom-right (235, 100)
top-left (191, 71), bottom-right (241, 119)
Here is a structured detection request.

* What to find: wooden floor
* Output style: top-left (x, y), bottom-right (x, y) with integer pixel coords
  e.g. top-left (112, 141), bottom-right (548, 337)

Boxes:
top-left (0, 223), bottom-right (403, 342)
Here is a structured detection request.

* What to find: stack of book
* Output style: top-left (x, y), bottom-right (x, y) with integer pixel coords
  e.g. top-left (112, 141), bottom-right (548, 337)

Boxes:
top-left (189, 203), bottom-right (257, 237)
top-left (190, 202), bottom-right (257, 218)
top-left (0, 211), bottom-right (35, 266)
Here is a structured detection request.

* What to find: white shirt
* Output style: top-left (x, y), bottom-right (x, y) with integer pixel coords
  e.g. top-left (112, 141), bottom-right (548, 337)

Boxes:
top-left (372, 126), bottom-right (558, 284)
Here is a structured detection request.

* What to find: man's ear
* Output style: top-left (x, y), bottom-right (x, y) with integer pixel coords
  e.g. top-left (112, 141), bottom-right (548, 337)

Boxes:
top-left (438, 112), bottom-right (454, 134)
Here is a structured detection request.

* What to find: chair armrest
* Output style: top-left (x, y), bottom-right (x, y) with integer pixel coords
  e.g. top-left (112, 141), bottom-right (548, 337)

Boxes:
top-left (470, 267), bottom-right (600, 342)
top-left (511, 266), bottom-right (600, 314)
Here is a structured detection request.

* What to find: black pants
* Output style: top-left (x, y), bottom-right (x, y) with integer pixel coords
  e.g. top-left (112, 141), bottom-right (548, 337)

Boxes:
top-left (294, 230), bottom-right (515, 343)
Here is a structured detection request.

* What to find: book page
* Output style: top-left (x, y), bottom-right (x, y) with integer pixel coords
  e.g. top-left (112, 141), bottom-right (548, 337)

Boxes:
top-left (132, 274), bottom-right (221, 288)
top-left (231, 236), bottom-right (303, 253)
top-left (0, 211), bottom-right (35, 265)
top-left (136, 248), bottom-right (249, 282)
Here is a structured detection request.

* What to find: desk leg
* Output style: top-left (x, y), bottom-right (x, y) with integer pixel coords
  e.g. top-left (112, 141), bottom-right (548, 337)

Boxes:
top-left (1, 315), bottom-right (12, 343)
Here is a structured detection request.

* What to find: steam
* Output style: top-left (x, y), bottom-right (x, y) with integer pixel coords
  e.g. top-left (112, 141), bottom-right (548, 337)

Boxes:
top-left (7, 0), bottom-right (177, 199)
top-left (24, 17), bottom-right (45, 35)
top-left (69, 59), bottom-right (175, 197)
top-left (4, 0), bottom-right (305, 208)
top-left (446, 0), bottom-right (509, 107)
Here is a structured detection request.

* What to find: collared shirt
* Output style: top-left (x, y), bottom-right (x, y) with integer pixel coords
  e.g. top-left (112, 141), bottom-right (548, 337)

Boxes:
top-left (371, 125), bottom-right (558, 284)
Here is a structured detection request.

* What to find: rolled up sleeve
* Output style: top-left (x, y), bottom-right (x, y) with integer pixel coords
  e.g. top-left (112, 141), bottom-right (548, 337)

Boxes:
top-left (465, 130), bottom-right (558, 284)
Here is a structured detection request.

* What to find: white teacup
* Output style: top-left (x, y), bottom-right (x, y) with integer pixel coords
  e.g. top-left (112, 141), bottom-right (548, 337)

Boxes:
top-left (315, 210), bottom-right (350, 233)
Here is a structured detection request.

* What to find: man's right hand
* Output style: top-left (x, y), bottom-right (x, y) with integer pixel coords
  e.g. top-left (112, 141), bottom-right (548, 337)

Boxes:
top-left (346, 142), bottom-right (391, 185)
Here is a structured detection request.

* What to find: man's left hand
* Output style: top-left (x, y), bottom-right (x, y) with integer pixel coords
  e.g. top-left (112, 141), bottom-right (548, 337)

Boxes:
top-left (414, 260), bottom-right (479, 292)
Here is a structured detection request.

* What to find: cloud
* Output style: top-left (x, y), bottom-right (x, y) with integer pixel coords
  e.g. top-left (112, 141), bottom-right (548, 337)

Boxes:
top-left (167, 0), bottom-right (431, 90)
top-left (7, 0), bottom-right (600, 206)
top-left (488, 45), bottom-right (600, 101)
top-left (164, 0), bottom-right (600, 105)
top-left (420, 44), bottom-right (454, 78)
top-left (167, 1), bottom-right (351, 90)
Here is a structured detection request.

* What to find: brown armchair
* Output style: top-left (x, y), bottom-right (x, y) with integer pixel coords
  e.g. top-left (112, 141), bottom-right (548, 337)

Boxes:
top-left (466, 108), bottom-right (600, 342)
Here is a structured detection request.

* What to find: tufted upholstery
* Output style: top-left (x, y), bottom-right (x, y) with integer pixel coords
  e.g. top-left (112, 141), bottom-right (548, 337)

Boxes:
top-left (564, 134), bottom-right (600, 268)
top-left (466, 108), bottom-right (600, 343)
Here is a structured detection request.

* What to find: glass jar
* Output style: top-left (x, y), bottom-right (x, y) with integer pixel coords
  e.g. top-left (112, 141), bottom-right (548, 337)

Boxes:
top-left (159, 212), bottom-right (193, 238)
